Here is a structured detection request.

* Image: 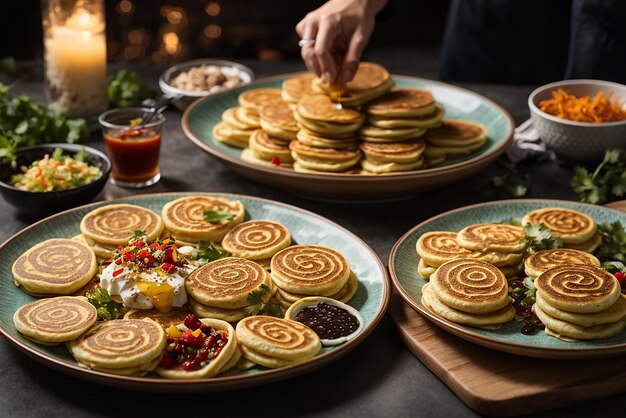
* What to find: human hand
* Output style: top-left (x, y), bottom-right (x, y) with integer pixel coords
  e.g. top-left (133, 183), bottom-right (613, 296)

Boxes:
top-left (296, 0), bottom-right (387, 84)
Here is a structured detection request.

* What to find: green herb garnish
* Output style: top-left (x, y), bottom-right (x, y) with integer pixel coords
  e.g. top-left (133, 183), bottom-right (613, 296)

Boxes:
top-left (499, 218), bottom-right (522, 226)
top-left (195, 241), bottom-right (229, 266)
top-left (244, 284), bottom-right (284, 317)
top-left (480, 160), bottom-right (530, 199)
top-left (107, 70), bottom-right (156, 108)
top-left (203, 210), bottom-right (234, 224)
top-left (594, 221), bottom-right (626, 265)
top-left (572, 149), bottom-right (626, 204)
top-left (133, 229), bottom-right (147, 237)
top-left (0, 57), bottom-right (16, 75)
top-left (85, 288), bottom-right (128, 320)
top-left (520, 222), bottom-right (564, 262)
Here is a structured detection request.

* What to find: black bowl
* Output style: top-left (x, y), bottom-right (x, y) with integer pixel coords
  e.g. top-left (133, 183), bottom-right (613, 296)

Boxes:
top-left (0, 143), bottom-right (111, 218)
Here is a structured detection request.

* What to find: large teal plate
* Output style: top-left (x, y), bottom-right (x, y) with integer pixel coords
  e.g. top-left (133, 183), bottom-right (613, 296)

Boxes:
top-left (390, 199), bottom-right (626, 359)
top-left (182, 74), bottom-right (514, 200)
top-left (0, 192), bottom-right (389, 392)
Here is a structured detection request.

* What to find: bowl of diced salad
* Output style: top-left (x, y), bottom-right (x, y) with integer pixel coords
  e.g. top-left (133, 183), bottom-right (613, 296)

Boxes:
top-left (0, 143), bottom-right (111, 218)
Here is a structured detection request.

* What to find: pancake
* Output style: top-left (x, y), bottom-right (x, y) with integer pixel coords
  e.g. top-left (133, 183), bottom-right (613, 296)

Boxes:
top-left (360, 157), bottom-right (424, 174)
top-left (422, 140), bottom-right (486, 159)
top-left (360, 140), bottom-right (425, 164)
top-left (535, 265), bottom-right (621, 313)
top-left (67, 319), bottom-right (166, 372)
top-left (241, 148), bottom-right (294, 169)
top-left (295, 113), bottom-right (365, 136)
top-left (14, 296), bottom-right (97, 345)
top-left (359, 124), bottom-right (427, 141)
top-left (235, 106), bottom-right (261, 128)
top-left (290, 141), bottom-right (361, 172)
top-left (424, 155), bottom-right (447, 167)
top-left (13, 238), bottom-right (98, 295)
top-left (535, 292), bottom-right (626, 327)
top-left (296, 129), bottom-right (358, 149)
top-left (367, 104), bottom-right (445, 129)
top-left (282, 73), bottom-right (316, 104)
top-left (296, 94), bottom-right (362, 123)
top-left (522, 207), bottom-right (596, 244)
top-left (260, 102), bottom-right (299, 141)
top-left (534, 303), bottom-right (626, 341)
top-left (249, 129), bottom-right (293, 159)
top-left (238, 88), bottom-right (283, 112)
top-left (239, 344), bottom-right (295, 368)
top-left (292, 161), bottom-right (362, 175)
top-left (271, 245), bottom-right (351, 296)
top-left (222, 107), bottom-right (253, 130)
top-left (423, 119), bottom-right (488, 147)
top-left (161, 196), bottom-right (245, 243)
top-left (276, 270), bottom-right (358, 304)
top-left (365, 88), bottom-right (437, 117)
top-left (77, 234), bottom-right (117, 259)
top-left (222, 220), bottom-right (291, 260)
top-left (421, 283), bottom-right (515, 329)
top-left (154, 318), bottom-right (237, 379)
top-left (429, 259), bottom-right (511, 314)
top-left (566, 233), bottom-right (602, 253)
top-left (418, 258), bottom-right (437, 279)
top-left (457, 223), bottom-right (526, 253)
top-left (80, 204), bottom-right (164, 246)
top-left (524, 248), bottom-right (601, 279)
top-left (188, 298), bottom-right (248, 322)
top-left (212, 121), bottom-right (253, 149)
top-left (123, 307), bottom-right (192, 329)
top-left (185, 257), bottom-right (271, 309)
top-left (219, 345), bottom-right (243, 374)
top-left (236, 315), bottom-right (321, 362)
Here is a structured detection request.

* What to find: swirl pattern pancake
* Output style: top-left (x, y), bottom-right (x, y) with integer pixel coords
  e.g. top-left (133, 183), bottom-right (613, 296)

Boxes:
top-left (535, 265), bottom-right (621, 313)
top-left (457, 223), bottom-right (526, 252)
top-left (123, 307), bottom-right (192, 329)
top-left (236, 316), bottom-right (321, 361)
top-left (222, 221), bottom-right (291, 260)
top-left (430, 259), bottom-right (510, 314)
top-left (185, 257), bottom-right (270, 309)
top-left (271, 245), bottom-right (351, 296)
top-left (80, 204), bottom-right (163, 245)
top-left (67, 319), bottom-right (166, 371)
top-left (12, 238), bottom-right (97, 295)
top-left (14, 296), bottom-right (97, 344)
top-left (522, 207), bottom-right (596, 244)
top-left (161, 196), bottom-right (244, 242)
top-left (535, 292), bottom-right (626, 327)
top-left (524, 248), bottom-right (601, 279)
top-left (534, 303), bottom-right (626, 341)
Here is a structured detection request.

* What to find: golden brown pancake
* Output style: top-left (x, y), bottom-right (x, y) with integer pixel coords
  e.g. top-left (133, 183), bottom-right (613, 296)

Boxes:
top-left (367, 104), bottom-right (445, 129)
top-left (296, 129), bottom-right (358, 149)
top-left (292, 162), bottom-right (362, 175)
top-left (429, 259), bottom-right (511, 314)
top-left (423, 119), bottom-right (487, 147)
top-left (360, 140), bottom-right (426, 163)
top-left (360, 157), bottom-right (425, 174)
top-left (534, 303), bottom-right (626, 341)
top-left (260, 102), bottom-right (299, 140)
top-left (236, 106), bottom-right (261, 127)
top-left (212, 121), bottom-right (254, 149)
top-left (524, 248), bottom-right (601, 279)
top-left (248, 130), bottom-right (294, 162)
top-left (535, 265), bottom-right (621, 313)
top-left (123, 306), bottom-right (192, 329)
top-left (522, 207), bottom-right (597, 244)
top-left (535, 292), bottom-right (626, 327)
top-left (457, 223), bottom-right (526, 253)
top-left (241, 148), bottom-right (294, 169)
top-left (238, 88), bottom-right (283, 112)
top-left (365, 88), bottom-right (437, 117)
top-left (566, 233), bottom-right (602, 253)
top-left (13, 238), bottom-right (98, 296)
top-left (422, 140), bottom-right (487, 159)
top-left (222, 220), bottom-right (291, 260)
top-left (81, 204), bottom-right (164, 246)
top-left (282, 73), bottom-right (316, 103)
top-left (277, 270), bottom-right (358, 305)
top-left (290, 141), bottom-right (361, 172)
top-left (297, 94), bottom-right (363, 123)
top-left (222, 107), bottom-right (254, 130)
top-left (312, 62), bottom-right (393, 106)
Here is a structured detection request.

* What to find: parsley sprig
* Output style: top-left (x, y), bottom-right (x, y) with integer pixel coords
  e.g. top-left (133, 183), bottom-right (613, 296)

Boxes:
top-left (107, 70), bottom-right (156, 108)
top-left (243, 284), bottom-right (284, 317)
top-left (85, 288), bottom-right (128, 321)
top-left (572, 149), bottom-right (626, 204)
top-left (595, 221), bottom-right (626, 273)
top-left (520, 223), bottom-right (564, 263)
top-left (480, 160), bottom-right (529, 199)
top-left (203, 210), bottom-right (234, 224)
top-left (195, 241), bottom-right (229, 266)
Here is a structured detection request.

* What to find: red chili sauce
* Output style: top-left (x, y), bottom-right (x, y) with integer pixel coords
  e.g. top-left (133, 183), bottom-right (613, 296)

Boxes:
top-left (103, 127), bottom-right (160, 182)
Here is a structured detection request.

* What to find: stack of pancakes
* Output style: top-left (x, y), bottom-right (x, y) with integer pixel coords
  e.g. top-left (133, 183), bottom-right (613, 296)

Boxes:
top-left (161, 196), bottom-right (245, 246)
top-left (270, 245), bottom-right (358, 307)
top-left (67, 318), bottom-right (166, 376)
top-left (533, 265), bottom-right (626, 341)
top-left (422, 259), bottom-right (515, 329)
top-left (12, 238), bottom-right (98, 296)
top-left (221, 220), bottom-right (292, 270)
top-left (422, 120), bottom-right (488, 166)
top-left (524, 248), bottom-right (601, 279)
top-left (291, 94), bottom-right (363, 173)
top-left (79, 204), bottom-right (164, 259)
top-left (236, 315), bottom-right (321, 368)
top-left (213, 88), bottom-right (282, 149)
top-left (522, 207), bottom-right (601, 253)
top-left (185, 257), bottom-right (275, 322)
top-left (416, 226), bottom-right (524, 280)
top-left (281, 73), bottom-right (316, 107)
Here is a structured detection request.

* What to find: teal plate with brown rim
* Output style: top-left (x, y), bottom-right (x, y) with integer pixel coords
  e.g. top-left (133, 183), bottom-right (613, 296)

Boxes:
top-left (0, 192), bottom-right (389, 392)
top-left (389, 199), bottom-right (626, 359)
top-left (182, 73), bottom-right (514, 201)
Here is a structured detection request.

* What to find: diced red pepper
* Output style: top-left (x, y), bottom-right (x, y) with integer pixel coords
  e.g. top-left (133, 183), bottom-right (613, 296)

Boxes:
top-left (270, 156), bottom-right (281, 166)
top-left (164, 246), bottom-right (181, 265)
top-left (133, 240), bottom-right (145, 248)
top-left (161, 263), bottom-right (176, 274)
top-left (112, 268), bottom-right (124, 277)
top-left (123, 252), bottom-right (134, 262)
top-left (115, 259), bottom-right (122, 265)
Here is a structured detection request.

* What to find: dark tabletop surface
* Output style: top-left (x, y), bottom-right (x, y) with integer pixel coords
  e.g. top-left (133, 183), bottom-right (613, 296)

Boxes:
top-left (0, 56), bottom-right (620, 418)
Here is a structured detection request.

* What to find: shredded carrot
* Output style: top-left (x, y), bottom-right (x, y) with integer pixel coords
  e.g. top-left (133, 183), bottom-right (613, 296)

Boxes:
top-left (538, 88), bottom-right (626, 123)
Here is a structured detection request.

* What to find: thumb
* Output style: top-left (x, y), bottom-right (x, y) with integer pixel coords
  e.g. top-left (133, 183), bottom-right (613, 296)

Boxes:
top-left (342, 28), bottom-right (371, 81)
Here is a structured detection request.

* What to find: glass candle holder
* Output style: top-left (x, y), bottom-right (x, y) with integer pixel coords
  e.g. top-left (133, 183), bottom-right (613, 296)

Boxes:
top-left (41, 0), bottom-right (108, 120)
top-left (99, 108), bottom-right (164, 188)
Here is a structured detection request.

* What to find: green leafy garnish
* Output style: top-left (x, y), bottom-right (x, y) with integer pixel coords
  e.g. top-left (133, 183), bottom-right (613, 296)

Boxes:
top-left (602, 261), bottom-right (626, 274)
top-left (572, 149), bottom-right (626, 204)
top-left (595, 221), bottom-right (626, 265)
top-left (85, 288), bottom-right (128, 320)
top-left (499, 218), bottom-right (522, 226)
top-left (509, 283), bottom-right (537, 306)
top-left (520, 222), bottom-right (564, 262)
top-left (203, 210), bottom-right (234, 224)
top-left (195, 241), bottom-right (229, 266)
top-left (480, 160), bottom-right (530, 199)
top-left (107, 70), bottom-right (156, 108)
top-left (74, 148), bottom-right (88, 163)
top-left (244, 284), bottom-right (284, 317)
top-left (133, 229), bottom-right (147, 237)
top-left (0, 57), bottom-right (16, 75)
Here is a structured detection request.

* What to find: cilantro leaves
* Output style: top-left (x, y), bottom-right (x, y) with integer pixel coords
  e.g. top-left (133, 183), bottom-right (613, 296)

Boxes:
top-left (520, 222), bottom-right (564, 263)
top-left (572, 149), bottom-right (626, 204)
top-left (480, 160), bottom-right (530, 199)
top-left (107, 70), bottom-right (156, 108)
top-left (203, 210), bottom-right (234, 224)
top-left (195, 241), bottom-right (229, 266)
top-left (244, 284), bottom-right (284, 317)
top-left (85, 288), bottom-right (128, 321)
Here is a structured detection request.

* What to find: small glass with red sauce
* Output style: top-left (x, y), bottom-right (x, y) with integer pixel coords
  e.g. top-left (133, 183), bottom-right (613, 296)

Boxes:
top-left (98, 108), bottom-right (164, 188)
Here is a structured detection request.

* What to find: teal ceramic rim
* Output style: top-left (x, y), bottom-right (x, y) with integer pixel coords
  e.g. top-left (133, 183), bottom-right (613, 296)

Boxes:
top-left (0, 192), bottom-right (389, 390)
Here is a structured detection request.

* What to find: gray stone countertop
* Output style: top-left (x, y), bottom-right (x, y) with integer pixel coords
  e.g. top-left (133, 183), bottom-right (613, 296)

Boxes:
top-left (1, 58), bottom-right (619, 418)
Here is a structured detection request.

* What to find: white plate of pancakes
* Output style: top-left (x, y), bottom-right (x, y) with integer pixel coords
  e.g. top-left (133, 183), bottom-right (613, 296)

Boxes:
top-left (0, 192), bottom-right (389, 391)
top-left (182, 63), bottom-right (514, 201)
top-left (389, 199), bottom-right (626, 359)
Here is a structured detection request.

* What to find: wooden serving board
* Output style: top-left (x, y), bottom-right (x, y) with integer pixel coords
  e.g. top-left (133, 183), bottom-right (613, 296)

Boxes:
top-left (390, 200), bottom-right (626, 417)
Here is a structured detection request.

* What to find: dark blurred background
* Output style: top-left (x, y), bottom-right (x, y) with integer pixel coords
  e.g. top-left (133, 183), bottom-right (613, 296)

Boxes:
top-left (1, 1), bottom-right (449, 66)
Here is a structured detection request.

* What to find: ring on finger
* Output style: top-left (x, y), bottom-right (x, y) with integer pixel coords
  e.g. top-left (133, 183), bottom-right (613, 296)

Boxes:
top-left (298, 38), bottom-right (315, 48)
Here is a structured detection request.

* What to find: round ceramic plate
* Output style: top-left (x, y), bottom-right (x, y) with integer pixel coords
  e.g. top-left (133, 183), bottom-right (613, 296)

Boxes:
top-left (0, 192), bottom-right (389, 392)
top-left (389, 199), bottom-right (626, 359)
top-left (182, 73), bottom-right (514, 200)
